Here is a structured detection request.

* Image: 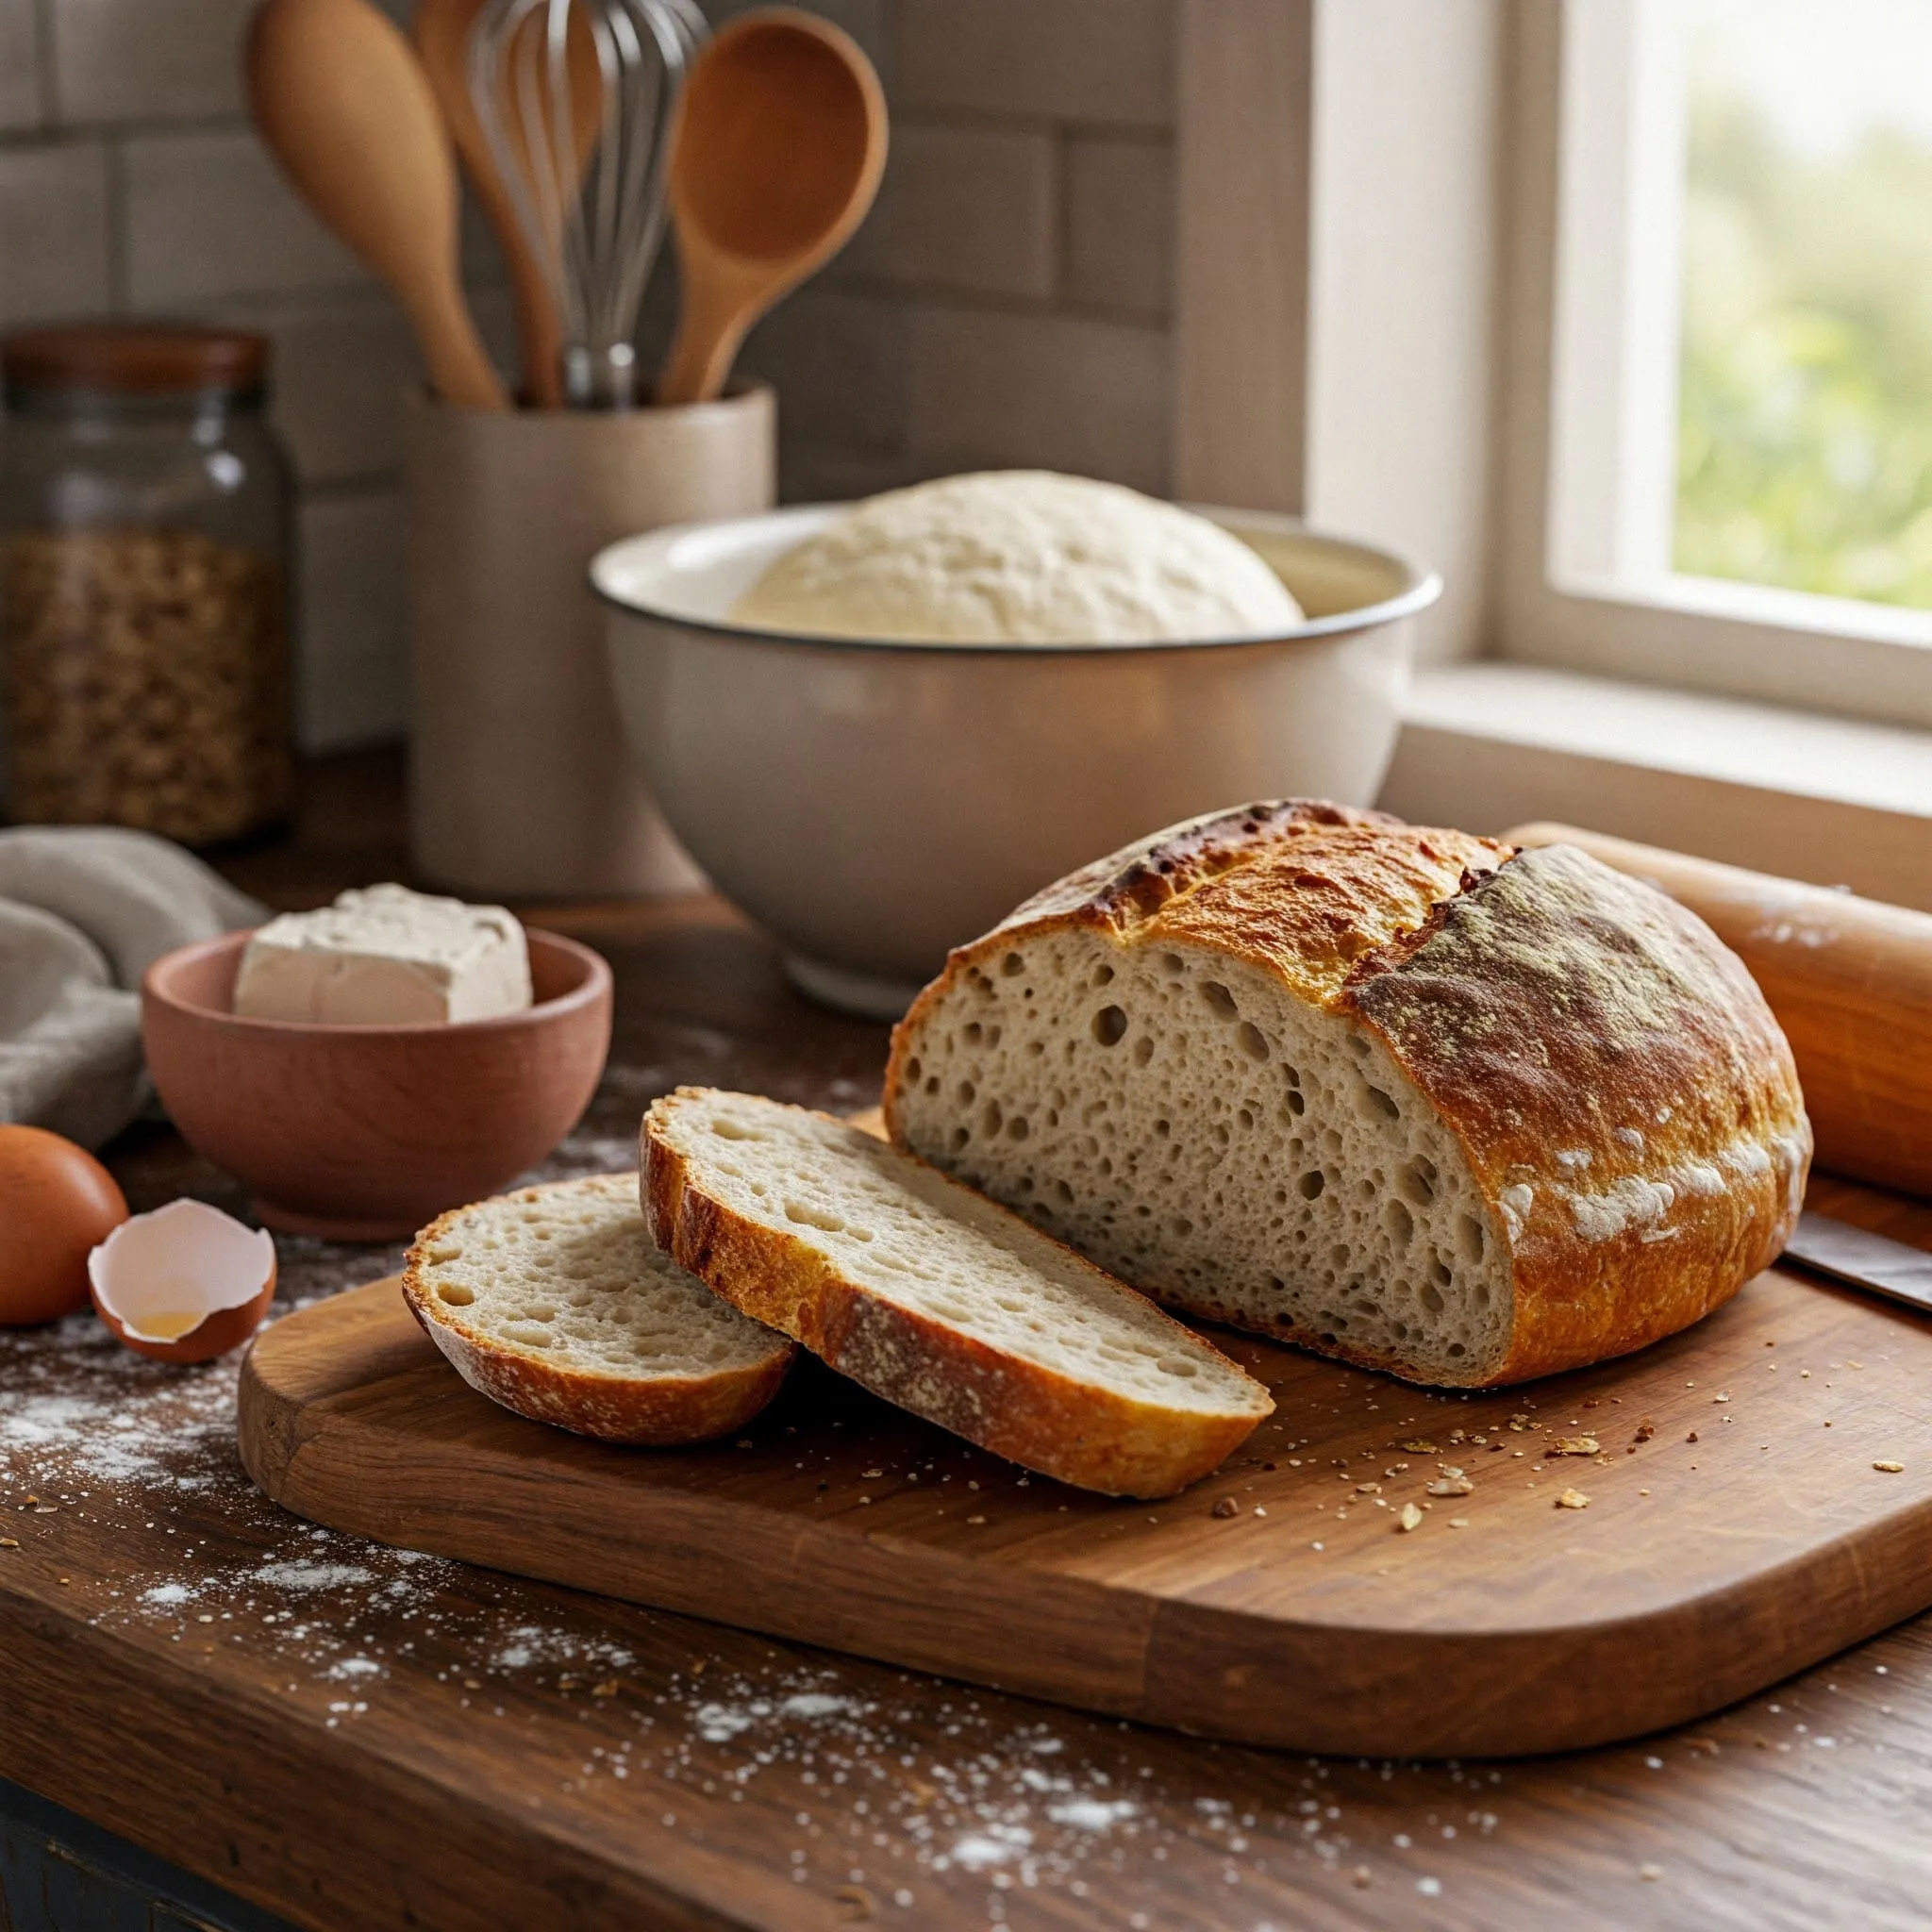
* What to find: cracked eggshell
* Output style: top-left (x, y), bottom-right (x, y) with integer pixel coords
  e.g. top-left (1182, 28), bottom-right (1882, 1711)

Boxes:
top-left (88, 1198), bottom-right (276, 1363)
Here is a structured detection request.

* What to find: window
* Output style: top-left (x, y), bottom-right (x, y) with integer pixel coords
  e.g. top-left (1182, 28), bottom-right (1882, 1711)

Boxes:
top-left (1503, 0), bottom-right (1932, 730)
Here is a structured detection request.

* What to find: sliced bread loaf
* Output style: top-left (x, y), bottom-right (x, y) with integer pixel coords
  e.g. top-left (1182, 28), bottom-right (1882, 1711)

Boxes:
top-left (641, 1089), bottom-right (1274, 1498)
top-left (404, 1173), bottom-right (794, 1444)
top-left (884, 801), bottom-right (1811, 1390)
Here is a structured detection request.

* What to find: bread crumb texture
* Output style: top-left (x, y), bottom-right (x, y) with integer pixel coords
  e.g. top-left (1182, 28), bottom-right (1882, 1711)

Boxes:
top-left (644, 1090), bottom-right (1271, 1497)
top-left (403, 1174), bottom-right (791, 1444)
top-left (887, 800), bottom-right (1810, 1390)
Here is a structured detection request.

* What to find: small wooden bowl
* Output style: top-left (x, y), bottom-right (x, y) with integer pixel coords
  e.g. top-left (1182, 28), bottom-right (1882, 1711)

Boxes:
top-left (142, 929), bottom-right (613, 1241)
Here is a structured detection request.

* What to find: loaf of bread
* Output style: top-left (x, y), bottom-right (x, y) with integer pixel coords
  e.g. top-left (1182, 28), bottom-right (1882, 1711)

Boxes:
top-left (642, 1089), bottom-right (1274, 1497)
top-left (404, 1174), bottom-right (794, 1443)
top-left (884, 802), bottom-right (1811, 1388)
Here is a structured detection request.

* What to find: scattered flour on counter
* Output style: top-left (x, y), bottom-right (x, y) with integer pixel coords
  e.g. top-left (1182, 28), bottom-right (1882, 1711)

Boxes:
top-left (490, 1624), bottom-right (635, 1674)
top-left (1047, 1796), bottom-right (1141, 1831)
top-left (254, 1561), bottom-right (376, 1591)
top-left (949, 1828), bottom-right (1032, 1871)
top-left (1, 1161), bottom-right (1538, 1915)
top-left (694, 1703), bottom-right (758, 1742)
top-left (778, 1692), bottom-right (851, 1719)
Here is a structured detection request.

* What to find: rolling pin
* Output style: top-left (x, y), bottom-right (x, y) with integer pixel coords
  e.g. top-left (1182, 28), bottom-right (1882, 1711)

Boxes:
top-left (1507, 824), bottom-right (1932, 1200)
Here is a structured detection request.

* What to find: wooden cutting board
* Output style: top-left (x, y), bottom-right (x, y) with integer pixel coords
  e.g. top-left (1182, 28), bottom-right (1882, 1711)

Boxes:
top-left (239, 1254), bottom-right (1932, 1758)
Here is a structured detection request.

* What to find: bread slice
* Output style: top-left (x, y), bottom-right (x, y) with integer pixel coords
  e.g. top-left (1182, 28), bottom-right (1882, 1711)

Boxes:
top-left (885, 801), bottom-right (1810, 1390)
top-left (403, 1173), bottom-right (794, 1444)
top-left (641, 1089), bottom-right (1274, 1498)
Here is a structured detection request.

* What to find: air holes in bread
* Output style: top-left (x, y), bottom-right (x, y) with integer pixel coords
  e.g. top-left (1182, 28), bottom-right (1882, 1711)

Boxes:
top-left (786, 1200), bottom-right (846, 1233)
top-left (437, 1282), bottom-right (475, 1306)
top-left (1358, 1083), bottom-right (1399, 1122)
top-left (891, 927), bottom-right (1520, 1385)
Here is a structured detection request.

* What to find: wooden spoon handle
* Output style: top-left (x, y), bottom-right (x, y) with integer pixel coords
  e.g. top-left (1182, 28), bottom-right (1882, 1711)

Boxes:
top-left (657, 275), bottom-right (752, 407)
top-left (1507, 822), bottom-right (1932, 1200)
top-left (407, 275), bottom-right (510, 411)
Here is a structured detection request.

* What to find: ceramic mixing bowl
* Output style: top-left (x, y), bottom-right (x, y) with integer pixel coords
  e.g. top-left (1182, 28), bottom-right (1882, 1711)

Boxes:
top-left (593, 505), bottom-right (1440, 1019)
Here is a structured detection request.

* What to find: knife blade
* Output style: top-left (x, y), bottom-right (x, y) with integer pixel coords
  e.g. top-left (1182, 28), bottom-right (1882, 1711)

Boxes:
top-left (1781, 1210), bottom-right (1932, 1317)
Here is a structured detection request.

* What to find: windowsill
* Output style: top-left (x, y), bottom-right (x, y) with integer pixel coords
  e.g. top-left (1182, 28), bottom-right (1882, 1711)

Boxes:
top-left (1377, 661), bottom-right (1932, 912)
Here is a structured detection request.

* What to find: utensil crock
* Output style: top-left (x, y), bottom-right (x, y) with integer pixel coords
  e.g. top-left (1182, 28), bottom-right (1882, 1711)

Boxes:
top-left (405, 382), bottom-right (774, 898)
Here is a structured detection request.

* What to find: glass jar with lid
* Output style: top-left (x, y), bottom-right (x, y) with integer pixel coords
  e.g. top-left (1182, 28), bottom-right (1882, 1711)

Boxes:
top-left (0, 324), bottom-right (294, 845)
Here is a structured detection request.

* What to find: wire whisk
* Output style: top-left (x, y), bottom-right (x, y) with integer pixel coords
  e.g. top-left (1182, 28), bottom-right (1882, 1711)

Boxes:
top-left (469, 0), bottom-right (706, 407)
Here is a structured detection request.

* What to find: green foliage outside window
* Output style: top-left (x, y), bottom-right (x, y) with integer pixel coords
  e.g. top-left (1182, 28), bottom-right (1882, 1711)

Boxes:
top-left (1676, 92), bottom-right (1932, 608)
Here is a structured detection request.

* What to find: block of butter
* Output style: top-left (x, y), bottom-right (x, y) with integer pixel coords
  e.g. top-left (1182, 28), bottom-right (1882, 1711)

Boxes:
top-left (233, 884), bottom-right (533, 1025)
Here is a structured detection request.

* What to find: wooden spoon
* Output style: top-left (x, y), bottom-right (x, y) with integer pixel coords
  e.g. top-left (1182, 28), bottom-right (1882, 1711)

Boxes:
top-left (658, 7), bottom-right (887, 407)
top-left (413, 0), bottom-right (604, 408)
top-left (248, 0), bottom-right (508, 410)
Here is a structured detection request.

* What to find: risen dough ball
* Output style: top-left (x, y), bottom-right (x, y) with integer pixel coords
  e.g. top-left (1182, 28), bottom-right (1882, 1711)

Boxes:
top-left (729, 470), bottom-right (1306, 644)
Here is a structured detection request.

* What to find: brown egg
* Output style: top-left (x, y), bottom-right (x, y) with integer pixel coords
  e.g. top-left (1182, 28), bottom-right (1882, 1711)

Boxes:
top-left (88, 1197), bottom-right (276, 1364)
top-left (0, 1124), bottom-right (129, 1325)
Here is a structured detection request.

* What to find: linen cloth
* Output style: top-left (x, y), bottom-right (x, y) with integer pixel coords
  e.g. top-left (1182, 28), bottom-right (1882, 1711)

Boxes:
top-left (0, 827), bottom-right (261, 1148)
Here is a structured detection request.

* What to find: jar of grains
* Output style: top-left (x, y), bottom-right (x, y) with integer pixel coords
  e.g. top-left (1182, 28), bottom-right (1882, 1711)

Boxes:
top-left (0, 324), bottom-right (294, 844)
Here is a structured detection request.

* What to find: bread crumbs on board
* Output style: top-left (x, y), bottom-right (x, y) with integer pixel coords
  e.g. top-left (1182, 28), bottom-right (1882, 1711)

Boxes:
top-left (0, 1141), bottom-right (1535, 1915)
top-left (6, 1102), bottom-right (1907, 1915)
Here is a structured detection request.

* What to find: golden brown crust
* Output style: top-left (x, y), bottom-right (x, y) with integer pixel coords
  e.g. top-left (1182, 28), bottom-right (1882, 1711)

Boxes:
top-left (1340, 843), bottom-right (1807, 1382)
top-left (642, 1089), bottom-right (1272, 1499)
top-left (884, 803), bottom-right (1507, 1134)
top-left (402, 1180), bottom-right (793, 1447)
top-left (886, 801), bottom-right (1812, 1389)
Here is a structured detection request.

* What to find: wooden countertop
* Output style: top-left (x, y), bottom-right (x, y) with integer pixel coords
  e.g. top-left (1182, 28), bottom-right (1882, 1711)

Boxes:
top-left (4, 752), bottom-right (1931, 1930)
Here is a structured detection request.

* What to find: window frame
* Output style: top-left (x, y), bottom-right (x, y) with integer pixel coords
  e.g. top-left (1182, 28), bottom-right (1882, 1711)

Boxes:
top-left (1496, 0), bottom-right (1932, 732)
top-left (1174, 0), bottom-right (1932, 737)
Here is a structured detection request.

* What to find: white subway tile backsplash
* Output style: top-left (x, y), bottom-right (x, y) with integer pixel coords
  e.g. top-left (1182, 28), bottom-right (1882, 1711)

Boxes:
top-left (199, 284), bottom-right (508, 487)
top-left (741, 287), bottom-right (908, 452)
top-left (1064, 136), bottom-right (1173, 317)
top-left (844, 122), bottom-right (1054, 300)
top-left (907, 303), bottom-right (1170, 492)
top-left (203, 290), bottom-right (424, 487)
top-left (893, 0), bottom-right (1174, 128)
top-left (0, 0), bottom-right (42, 130)
top-left (50, 0), bottom-right (254, 124)
top-left (296, 487), bottom-right (407, 752)
top-left (0, 142), bottom-right (110, 325)
top-left (777, 440), bottom-right (933, 507)
top-left (123, 130), bottom-right (366, 308)
top-left (706, 0), bottom-right (886, 75)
